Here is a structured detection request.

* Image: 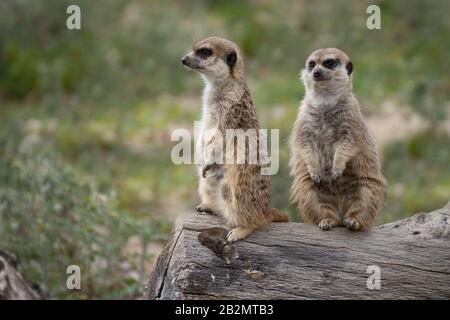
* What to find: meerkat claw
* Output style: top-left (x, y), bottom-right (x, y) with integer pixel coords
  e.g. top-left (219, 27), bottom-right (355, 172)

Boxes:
top-left (202, 165), bottom-right (210, 178)
top-left (312, 175), bottom-right (322, 185)
top-left (202, 163), bottom-right (219, 178)
top-left (226, 230), bottom-right (238, 243)
top-left (195, 204), bottom-right (214, 215)
top-left (331, 170), bottom-right (343, 181)
top-left (343, 217), bottom-right (361, 231)
top-left (227, 227), bottom-right (253, 243)
top-left (318, 218), bottom-right (334, 230)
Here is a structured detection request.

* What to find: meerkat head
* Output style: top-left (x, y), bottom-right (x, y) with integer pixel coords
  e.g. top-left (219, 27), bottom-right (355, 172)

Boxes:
top-left (181, 37), bottom-right (243, 82)
top-left (301, 48), bottom-right (353, 98)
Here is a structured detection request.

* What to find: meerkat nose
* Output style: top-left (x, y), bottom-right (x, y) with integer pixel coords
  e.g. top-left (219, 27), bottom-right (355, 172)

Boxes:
top-left (181, 56), bottom-right (189, 65)
top-left (313, 70), bottom-right (322, 79)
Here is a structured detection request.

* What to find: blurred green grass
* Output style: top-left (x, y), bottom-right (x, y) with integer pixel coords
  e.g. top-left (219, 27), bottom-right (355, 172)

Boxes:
top-left (0, 0), bottom-right (449, 298)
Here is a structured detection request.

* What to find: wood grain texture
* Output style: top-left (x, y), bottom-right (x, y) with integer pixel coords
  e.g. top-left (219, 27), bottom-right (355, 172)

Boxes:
top-left (0, 250), bottom-right (45, 300)
top-left (144, 202), bottom-right (450, 300)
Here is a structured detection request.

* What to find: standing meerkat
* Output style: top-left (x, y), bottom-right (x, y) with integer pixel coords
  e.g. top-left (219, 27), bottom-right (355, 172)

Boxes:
top-left (289, 48), bottom-right (387, 231)
top-left (181, 37), bottom-right (288, 242)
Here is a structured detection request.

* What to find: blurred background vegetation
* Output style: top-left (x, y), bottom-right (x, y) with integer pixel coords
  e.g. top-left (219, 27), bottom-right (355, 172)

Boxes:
top-left (0, 0), bottom-right (449, 299)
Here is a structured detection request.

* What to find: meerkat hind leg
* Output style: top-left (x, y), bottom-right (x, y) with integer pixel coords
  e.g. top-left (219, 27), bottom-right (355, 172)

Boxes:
top-left (343, 204), bottom-right (366, 230)
top-left (343, 190), bottom-right (375, 231)
top-left (317, 205), bottom-right (340, 231)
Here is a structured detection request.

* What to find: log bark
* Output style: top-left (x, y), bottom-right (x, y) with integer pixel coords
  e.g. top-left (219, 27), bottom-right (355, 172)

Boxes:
top-left (0, 250), bottom-right (46, 300)
top-left (144, 202), bottom-right (450, 300)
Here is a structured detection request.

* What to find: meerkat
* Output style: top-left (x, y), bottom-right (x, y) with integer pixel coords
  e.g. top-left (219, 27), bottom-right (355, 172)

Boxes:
top-left (289, 48), bottom-right (387, 231)
top-left (181, 37), bottom-right (288, 242)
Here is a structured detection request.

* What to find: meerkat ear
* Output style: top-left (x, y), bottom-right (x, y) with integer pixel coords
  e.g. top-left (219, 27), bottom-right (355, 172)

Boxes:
top-left (346, 61), bottom-right (353, 75)
top-left (226, 51), bottom-right (237, 69)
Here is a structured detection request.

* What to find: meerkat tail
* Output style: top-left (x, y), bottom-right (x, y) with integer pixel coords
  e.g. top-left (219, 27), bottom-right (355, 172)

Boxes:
top-left (269, 208), bottom-right (289, 222)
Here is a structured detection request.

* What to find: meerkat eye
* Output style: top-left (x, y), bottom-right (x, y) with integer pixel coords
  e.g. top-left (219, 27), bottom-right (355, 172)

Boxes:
top-left (308, 61), bottom-right (316, 70)
top-left (322, 59), bottom-right (340, 69)
top-left (196, 47), bottom-right (213, 59)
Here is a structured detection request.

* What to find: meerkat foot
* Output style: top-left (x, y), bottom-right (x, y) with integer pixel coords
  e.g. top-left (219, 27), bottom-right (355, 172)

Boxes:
top-left (318, 218), bottom-right (339, 231)
top-left (227, 227), bottom-right (254, 243)
top-left (195, 204), bottom-right (215, 215)
top-left (343, 217), bottom-right (361, 231)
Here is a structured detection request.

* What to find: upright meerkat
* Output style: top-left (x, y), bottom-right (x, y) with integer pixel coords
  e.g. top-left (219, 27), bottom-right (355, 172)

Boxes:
top-left (289, 48), bottom-right (387, 231)
top-left (181, 37), bottom-right (288, 242)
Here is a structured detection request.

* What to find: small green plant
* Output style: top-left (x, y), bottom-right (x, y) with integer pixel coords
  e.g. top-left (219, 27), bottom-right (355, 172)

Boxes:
top-left (381, 130), bottom-right (450, 223)
top-left (0, 150), bottom-right (164, 299)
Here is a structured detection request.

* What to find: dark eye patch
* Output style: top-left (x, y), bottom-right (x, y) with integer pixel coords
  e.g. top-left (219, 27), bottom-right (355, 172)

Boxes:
top-left (322, 58), bottom-right (340, 69)
top-left (196, 47), bottom-right (213, 59)
top-left (308, 60), bottom-right (316, 71)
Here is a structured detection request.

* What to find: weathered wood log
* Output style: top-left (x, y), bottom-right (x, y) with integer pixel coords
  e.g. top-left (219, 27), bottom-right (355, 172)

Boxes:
top-left (144, 202), bottom-right (450, 299)
top-left (0, 250), bottom-right (46, 300)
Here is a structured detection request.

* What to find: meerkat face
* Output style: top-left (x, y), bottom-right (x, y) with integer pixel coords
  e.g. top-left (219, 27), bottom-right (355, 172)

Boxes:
top-left (301, 48), bottom-right (353, 94)
top-left (181, 37), bottom-right (242, 81)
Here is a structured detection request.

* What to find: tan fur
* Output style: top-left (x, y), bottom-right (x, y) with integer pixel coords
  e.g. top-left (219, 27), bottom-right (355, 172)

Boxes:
top-left (182, 37), bottom-right (288, 241)
top-left (289, 48), bottom-right (387, 231)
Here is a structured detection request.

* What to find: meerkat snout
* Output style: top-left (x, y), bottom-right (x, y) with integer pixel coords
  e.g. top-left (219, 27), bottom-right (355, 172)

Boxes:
top-left (180, 56), bottom-right (189, 66)
top-left (180, 53), bottom-right (203, 70)
top-left (313, 69), bottom-right (324, 80)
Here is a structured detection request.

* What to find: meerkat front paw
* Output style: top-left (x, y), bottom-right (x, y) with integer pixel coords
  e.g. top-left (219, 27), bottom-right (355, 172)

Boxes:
top-left (331, 168), bottom-right (344, 181)
top-left (343, 217), bottom-right (361, 231)
top-left (202, 162), bottom-right (220, 178)
top-left (195, 204), bottom-right (215, 215)
top-left (227, 227), bottom-right (253, 243)
top-left (318, 218), bottom-right (338, 230)
top-left (311, 174), bottom-right (322, 185)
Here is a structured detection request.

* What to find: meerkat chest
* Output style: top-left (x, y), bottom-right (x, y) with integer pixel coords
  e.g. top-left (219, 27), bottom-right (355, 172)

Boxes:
top-left (201, 85), bottom-right (221, 129)
top-left (307, 106), bottom-right (347, 140)
top-left (196, 86), bottom-right (222, 163)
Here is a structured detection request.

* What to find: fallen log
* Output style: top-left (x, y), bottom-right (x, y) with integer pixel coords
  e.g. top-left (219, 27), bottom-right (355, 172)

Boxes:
top-left (0, 250), bottom-right (46, 300)
top-left (144, 202), bottom-right (450, 299)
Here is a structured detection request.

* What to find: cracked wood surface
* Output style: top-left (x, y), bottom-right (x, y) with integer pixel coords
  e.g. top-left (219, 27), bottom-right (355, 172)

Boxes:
top-left (0, 250), bottom-right (45, 300)
top-left (144, 202), bottom-right (450, 300)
